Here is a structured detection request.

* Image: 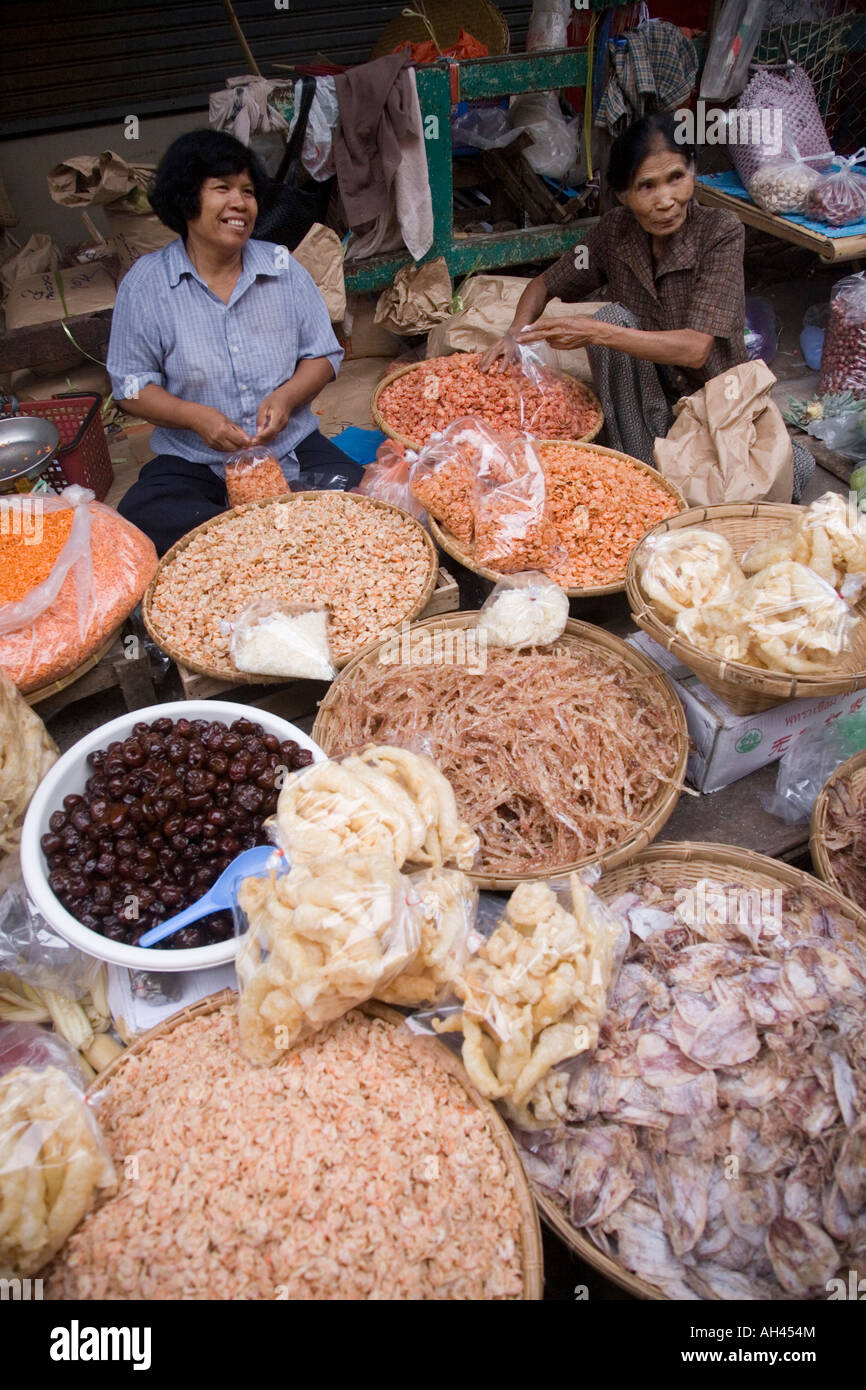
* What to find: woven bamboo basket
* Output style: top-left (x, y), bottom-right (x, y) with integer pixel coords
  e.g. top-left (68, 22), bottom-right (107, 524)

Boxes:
top-left (141, 492), bottom-right (438, 685)
top-left (370, 0), bottom-right (510, 59)
top-left (626, 502), bottom-right (866, 717)
top-left (810, 746), bottom-right (866, 910)
top-left (425, 441), bottom-right (686, 598)
top-left (371, 356), bottom-right (604, 451)
top-left (529, 839), bottom-right (866, 1299)
top-left (313, 613), bottom-right (688, 891)
top-left (88, 989), bottom-right (544, 1301)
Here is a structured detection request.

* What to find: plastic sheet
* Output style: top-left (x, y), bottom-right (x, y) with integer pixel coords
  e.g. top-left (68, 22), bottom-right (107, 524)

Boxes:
top-left (508, 91), bottom-right (579, 181)
top-left (764, 711), bottom-right (866, 823)
top-left (699, 0), bottom-right (768, 102)
top-left (476, 571), bottom-right (569, 648)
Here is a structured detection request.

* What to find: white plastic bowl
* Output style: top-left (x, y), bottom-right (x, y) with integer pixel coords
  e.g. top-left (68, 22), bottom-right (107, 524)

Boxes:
top-left (21, 701), bottom-right (325, 972)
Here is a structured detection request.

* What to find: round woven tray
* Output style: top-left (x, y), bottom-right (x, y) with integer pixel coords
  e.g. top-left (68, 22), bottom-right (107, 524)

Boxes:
top-left (810, 746), bottom-right (866, 910)
top-left (24, 625), bottom-right (123, 705)
top-left (626, 502), bottom-right (866, 717)
top-left (529, 839), bottom-right (866, 1299)
top-left (313, 612), bottom-right (688, 891)
top-left (141, 492), bottom-right (438, 685)
top-left (370, 0), bottom-right (510, 59)
top-left (371, 356), bottom-right (604, 451)
top-left (88, 989), bottom-right (544, 1301)
top-left (426, 441), bottom-right (686, 598)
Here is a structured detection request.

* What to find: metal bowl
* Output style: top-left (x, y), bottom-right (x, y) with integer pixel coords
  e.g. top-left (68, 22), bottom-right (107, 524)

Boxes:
top-left (0, 415), bottom-right (60, 488)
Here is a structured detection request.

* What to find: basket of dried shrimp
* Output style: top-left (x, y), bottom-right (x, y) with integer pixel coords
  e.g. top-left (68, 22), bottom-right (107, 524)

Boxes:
top-left (519, 840), bottom-right (866, 1301)
top-left (371, 353), bottom-right (604, 451)
top-left (425, 439), bottom-right (685, 598)
top-left (51, 990), bottom-right (544, 1301)
top-left (142, 491), bottom-right (438, 684)
top-left (626, 502), bottom-right (866, 716)
top-left (313, 613), bottom-right (688, 891)
top-left (810, 746), bottom-right (866, 912)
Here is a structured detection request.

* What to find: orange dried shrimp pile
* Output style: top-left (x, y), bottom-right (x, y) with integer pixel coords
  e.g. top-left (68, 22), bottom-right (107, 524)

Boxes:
top-left (539, 444), bottom-right (680, 588)
top-left (0, 511), bottom-right (74, 604)
top-left (377, 353), bottom-right (601, 446)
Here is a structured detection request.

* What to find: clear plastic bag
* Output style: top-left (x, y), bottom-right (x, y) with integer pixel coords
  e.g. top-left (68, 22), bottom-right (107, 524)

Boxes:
top-left (0, 485), bottom-right (157, 694)
top-left (744, 294), bottom-right (779, 363)
top-left (806, 150), bottom-right (866, 228)
top-left (636, 527), bottom-right (746, 622)
top-left (508, 91), bottom-right (580, 181)
top-left (0, 668), bottom-right (57, 856)
top-left (699, 0), bottom-right (769, 102)
top-left (450, 108), bottom-right (520, 151)
top-left (376, 868), bottom-right (480, 1007)
top-left (235, 852), bottom-right (423, 1064)
top-left (476, 571), bottom-right (569, 648)
top-left (728, 65), bottom-right (832, 187)
top-left (224, 448), bottom-right (289, 508)
top-left (814, 409), bottom-right (866, 465)
top-left (747, 149), bottom-right (825, 214)
top-left (675, 560), bottom-right (857, 673)
top-left (229, 597), bottom-right (336, 680)
top-left (467, 425), bottom-right (559, 572)
top-left (0, 882), bottom-right (100, 1000)
top-left (269, 745), bottom-right (479, 872)
top-left (409, 422), bottom-right (477, 542)
top-left (355, 438), bottom-right (426, 520)
top-left (819, 273), bottom-right (866, 399)
top-left (526, 0), bottom-right (571, 52)
top-left (426, 874), bottom-right (629, 1126)
top-left (0, 1041), bottom-right (116, 1275)
top-left (763, 710), bottom-right (866, 823)
top-left (741, 491), bottom-right (866, 595)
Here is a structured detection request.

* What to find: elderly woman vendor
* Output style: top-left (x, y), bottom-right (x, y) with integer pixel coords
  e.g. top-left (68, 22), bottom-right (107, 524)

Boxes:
top-left (108, 130), bottom-right (361, 554)
top-left (487, 112), bottom-right (749, 467)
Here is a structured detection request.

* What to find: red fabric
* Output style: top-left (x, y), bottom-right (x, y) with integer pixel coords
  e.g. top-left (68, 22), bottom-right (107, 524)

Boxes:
top-left (392, 29), bottom-right (488, 63)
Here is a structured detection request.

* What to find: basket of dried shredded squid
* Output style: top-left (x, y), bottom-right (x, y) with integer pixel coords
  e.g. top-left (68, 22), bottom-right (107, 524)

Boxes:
top-left (519, 840), bottom-right (866, 1301)
top-left (810, 747), bottom-right (866, 913)
top-left (313, 614), bottom-right (688, 891)
top-left (626, 500), bottom-right (866, 716)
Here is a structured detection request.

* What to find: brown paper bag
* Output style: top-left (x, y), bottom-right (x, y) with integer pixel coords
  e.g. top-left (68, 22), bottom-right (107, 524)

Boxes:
top-left (654, 362), bottom-right (793, 507)
top-left (374, 258), bottom-right (452, 335)
top-left (312, 357), bottom-right (394, 435)
top-left (47, 151), bottom-right (142, 207)
top-left (339, 295), bottom-right (402, 359)
top-left (292, 223), bottom-right (346, 323)
top-left (0, 234), bottom-right (60, 300)
top-left (426, 273), bottom-right (604, 382)
top-left (104, 207), bottom-right (177, 277)
top-left (4, 264), bottom-right (116, 329)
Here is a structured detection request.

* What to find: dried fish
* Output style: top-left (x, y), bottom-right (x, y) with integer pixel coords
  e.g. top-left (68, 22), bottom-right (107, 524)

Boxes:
top-left (515, 874), bottom-right (866, 1299)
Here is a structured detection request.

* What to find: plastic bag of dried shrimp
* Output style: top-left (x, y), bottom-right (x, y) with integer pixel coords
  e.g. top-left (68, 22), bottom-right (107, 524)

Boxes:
top-left (224, 447), bottom-right (290, 508)
top-left (409, 421), bottom-right (477, 542)
top-left (0, 486), bottom-right (157, 694)
top-left (476, 571), bottom-right (569, 648)
top-left (0, 1026), bottom-right (116, 1276)
top-left (464, 423), bottom-right (561, 573)
top-left (228, 597), bottom-right (336, 680)
top-left (355, 438), bottom-right (426, 520)
top-left (234, 852), bottom-right (423, 1064)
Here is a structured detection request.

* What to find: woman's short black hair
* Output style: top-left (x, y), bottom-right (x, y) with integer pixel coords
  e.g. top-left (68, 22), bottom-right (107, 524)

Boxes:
top-left (149, 129), bottom-right (268, 236)
top-left (607, 112), bottom-right (695, 193)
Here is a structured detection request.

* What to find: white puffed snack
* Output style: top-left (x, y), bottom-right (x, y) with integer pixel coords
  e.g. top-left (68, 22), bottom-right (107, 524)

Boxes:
top-left (638, 528), bottom-right (745, 621)
top-left (477, 576), bottom-right (569, 648)
top-left (231, 608), bottom-right (335, 679)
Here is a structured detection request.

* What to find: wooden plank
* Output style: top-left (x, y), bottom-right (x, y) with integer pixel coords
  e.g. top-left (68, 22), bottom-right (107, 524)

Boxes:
top-left (455, 50), bottom-right (588, 100)
top-left (0, 308), bottom-right (113, 375)
top-left (695, 183), bottom-right (866, 264)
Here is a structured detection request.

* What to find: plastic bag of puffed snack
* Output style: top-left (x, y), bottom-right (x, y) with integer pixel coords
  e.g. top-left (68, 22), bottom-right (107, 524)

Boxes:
top-left (228, 597), bottom-right (336, 680)
top-left (635, 527), bottom-right (746, 623)
top-left (0, 1024), bottom-right (116, 1276)
top-left (224, 448), bottom-right (290, 508)
top-left (234, 851), bottom-right (423, 1065)
top-left (375, 868), bottom-right (480, 1008)
top-left (476, 571), bottom-right (569, 648)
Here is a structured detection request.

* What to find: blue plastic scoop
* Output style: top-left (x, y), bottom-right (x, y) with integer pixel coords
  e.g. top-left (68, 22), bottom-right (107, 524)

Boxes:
top-left (137, 844), bottom-right (280, 948)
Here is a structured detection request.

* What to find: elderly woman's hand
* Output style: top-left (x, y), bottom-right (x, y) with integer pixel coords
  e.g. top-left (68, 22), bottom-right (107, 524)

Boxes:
top-left (518, 317), bottom-right (600, 351)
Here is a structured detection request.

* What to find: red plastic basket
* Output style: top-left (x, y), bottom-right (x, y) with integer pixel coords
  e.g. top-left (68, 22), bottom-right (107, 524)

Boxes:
top-left (14, 393), bottom-right (113, 500)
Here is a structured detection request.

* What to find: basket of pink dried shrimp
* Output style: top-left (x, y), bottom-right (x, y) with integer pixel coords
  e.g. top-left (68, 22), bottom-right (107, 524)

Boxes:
top-left (46, 993), bottom-right (542, 1300)
top-left (372, 352), bottom-right (603, 450)
top-left (516, 841), bottom-right (866, 1301)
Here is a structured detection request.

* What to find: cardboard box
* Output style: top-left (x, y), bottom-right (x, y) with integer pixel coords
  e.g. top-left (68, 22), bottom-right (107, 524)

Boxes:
top-left (4, 263), bottom-right (115, 329)
top-left (628, 631), bottom-right (866, 794)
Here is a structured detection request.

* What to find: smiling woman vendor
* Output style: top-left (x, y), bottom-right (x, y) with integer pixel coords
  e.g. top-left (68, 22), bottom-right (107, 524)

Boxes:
top-left (486, 112), bottom-right (749, 466)
top-left (107, 130), bottom-right (361, 554)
